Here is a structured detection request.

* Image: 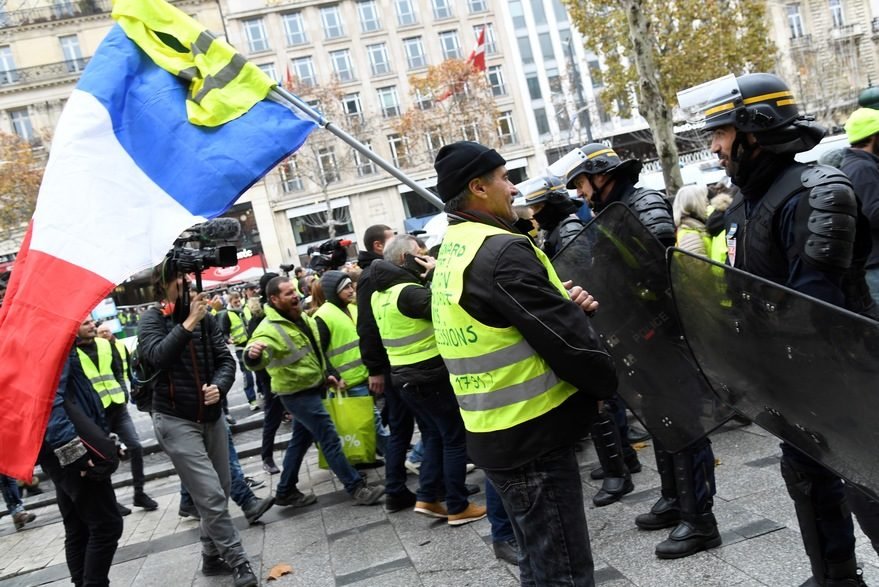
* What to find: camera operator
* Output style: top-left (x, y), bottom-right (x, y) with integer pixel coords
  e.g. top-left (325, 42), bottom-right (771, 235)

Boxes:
top-left (137, 259), bottom-right (258, 587)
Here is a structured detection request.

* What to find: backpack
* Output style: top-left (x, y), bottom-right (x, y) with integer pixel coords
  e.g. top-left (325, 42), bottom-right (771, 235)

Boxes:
top-left (129, 344), bottom-right (162, 413)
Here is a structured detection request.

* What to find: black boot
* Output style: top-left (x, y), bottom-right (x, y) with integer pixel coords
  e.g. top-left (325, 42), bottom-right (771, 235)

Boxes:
top-left (655, 441), bottom-right (720, 559)
top-left (635, 446), bottom-right (680, 530)
top-left (202, 554), bottom-right (233, 576)
top-left (590, 451), bottom-right (642, 480)
top-left (825, 557), bottom-right (867, 586)
top-left (591, 410), bottom-right (634, 507)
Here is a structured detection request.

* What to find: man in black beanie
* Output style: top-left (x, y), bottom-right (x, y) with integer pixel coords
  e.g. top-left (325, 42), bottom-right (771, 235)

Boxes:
top-left (431, 141), bottom-right (618, 586)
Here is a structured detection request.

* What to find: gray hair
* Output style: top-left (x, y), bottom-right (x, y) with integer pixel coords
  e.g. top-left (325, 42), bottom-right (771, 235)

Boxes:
top-left (673, 184), bottom-right (709, 226)
top-left (383, 234), bottom-right (419, 266)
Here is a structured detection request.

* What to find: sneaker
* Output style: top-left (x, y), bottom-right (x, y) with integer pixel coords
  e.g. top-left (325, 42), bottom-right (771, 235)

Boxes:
top-left (275, 488), bottom-right (317, 508)
top-left (448, 503), bottom-right (487, 526)
top-left (263, 459), bottom-right (280, 475)
top-left (12, 511), bottom-right (36, 531)
top-left (249, 401), bottom-right (260, 412)
top-left (244, 476), bottom-right (265, 490)
top-left (243, 496), bottom-right (274, 525)
top-left (116, 503), bottom-right (131, 517)
top-left (385, 489), bottom-right (417, 514)
top-left (225, 414), bottom-right (237, 426)
top-left (414, 501), bottom-right (448, 518)
top-left (352, 483), bottom-right (385, 506)
top-left (201, 553), bottom-right (233, 576)
top-left (466, 463), bottom-right (476, 474)
top-left (232, 561), bottom-right (258, 587)
top-left (133, 491), bottom-right (158, 511)
top-left (404, 459), bottom-right (421, 475)
top-left (493, 538), bottom-right (519, 565)
top-left (178, 501), bottom-right (201, 520)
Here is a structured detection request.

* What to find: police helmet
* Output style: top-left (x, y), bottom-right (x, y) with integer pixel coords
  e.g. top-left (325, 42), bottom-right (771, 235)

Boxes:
top-left (514, 173), bottom-right (570, 207)
top-left (565, 143), bottom-right (643, 189)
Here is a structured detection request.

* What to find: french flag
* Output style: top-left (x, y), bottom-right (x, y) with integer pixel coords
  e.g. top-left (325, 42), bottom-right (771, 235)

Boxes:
top-left (0, 23), bottom-right (314, 479)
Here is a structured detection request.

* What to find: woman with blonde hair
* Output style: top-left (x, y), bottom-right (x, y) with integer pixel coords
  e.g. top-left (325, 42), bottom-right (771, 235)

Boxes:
top-left (672, 184), bottom-right (711, 257)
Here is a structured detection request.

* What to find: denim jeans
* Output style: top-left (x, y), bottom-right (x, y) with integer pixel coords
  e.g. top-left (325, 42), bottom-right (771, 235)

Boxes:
top-left (398, 381), bottom-right (469, 514)
top-left (347, 383), bottom-right (389, 457)
top-left (234, 348), bottom-right (256, 403)
top-left (408, 440), bottom-right (424, 464)
top-left (277, 389), bottom-right (362, 495)
top-left (866, 267), bottom-right (879, 307)
top-left (181, 422), bottom-right (254, 509)
top-left (486, 478), bottom-right (515, 543)
top-left (383, 380), bottom-right (415, 496)
top-left (0, 474), bottom-right (24, 516)
top-left (485, 444), bottom-right (595, 587)
top-left (259, 372), bottom-right (284, 463)
top-left (104, 402), bottom-right (145, 491)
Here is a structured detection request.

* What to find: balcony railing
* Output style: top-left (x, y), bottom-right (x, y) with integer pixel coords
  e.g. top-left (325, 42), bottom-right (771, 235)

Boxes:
top-left (0, 58), bottom-right (90, 88)
top-left (789, 34), bottom-right (813, 51)
top-left (0, 0), bottom-right (112, 29)
top-left (830, 23), bottom-right (863, 41)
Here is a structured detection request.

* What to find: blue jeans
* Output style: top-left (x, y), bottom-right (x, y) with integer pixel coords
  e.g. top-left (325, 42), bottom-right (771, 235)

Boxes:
top-left (1, 474), bottom-right (24, 516)
top-left (181, 422), bottom-right (254, 509)
top-left (866, 267), bottom-right (879, 307)
top-left (383, 379), bottom-right (415, 496)
top-left (408, 440), bottom-right (424, 464)
top-left (347, 383), bottom-right (389, 457)
top-left (104, 403), bottom-right (145, 491)
top-left (234, 349), bottom-right (256, 403)
top-left (398, 381), bottom-right (469, 514)
top-left (485, 445), bottom-right (594, 587)
top-left (277, 389), bottom-right (362, 495)
top-left (486, 479), bottom-right (515, 543)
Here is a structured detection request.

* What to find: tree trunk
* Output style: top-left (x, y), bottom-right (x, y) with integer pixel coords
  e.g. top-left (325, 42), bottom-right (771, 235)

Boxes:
top-left (324, 188), bottom-right (336, 240)
top-left (620, 0), bottom-right (683, 197)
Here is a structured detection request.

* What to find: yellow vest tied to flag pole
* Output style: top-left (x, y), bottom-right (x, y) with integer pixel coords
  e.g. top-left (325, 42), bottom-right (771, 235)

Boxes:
top-left (112, 0), bottom-right (275, 127)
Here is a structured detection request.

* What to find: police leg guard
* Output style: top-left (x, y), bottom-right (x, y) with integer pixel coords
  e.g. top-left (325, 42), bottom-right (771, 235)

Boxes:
top-left (655, 440), bottom-right (720, 559)
top-left (781, 456), bottom-right (861, 586)
top-left (846, 483), bottom-right (879, 556)
top-left (591, 409), bottom-right (634, 508)
top-left (635, 444), bottom-right (680, 530)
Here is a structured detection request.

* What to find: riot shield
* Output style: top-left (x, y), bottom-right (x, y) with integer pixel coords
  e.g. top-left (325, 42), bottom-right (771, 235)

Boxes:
top-left (669, 249), bottom-right (879, 493)
top-left (553, 203), bottom-right (732, 452)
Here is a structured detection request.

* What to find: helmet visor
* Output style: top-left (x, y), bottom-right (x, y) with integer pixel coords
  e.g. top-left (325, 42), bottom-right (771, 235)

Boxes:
top-left (515, 173), bottom-right (567, 206)
top-left (548, 148), bottom-right (588, 179)
top-left (677, 74), bottom-right (741, 128)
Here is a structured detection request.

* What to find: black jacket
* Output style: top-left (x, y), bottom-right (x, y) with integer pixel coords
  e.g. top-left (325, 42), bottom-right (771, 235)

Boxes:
top-left (371, 259), bottom-right (448, 386)
top-left (356, 250), bottom-right (389, 375)
top-left (841, 148), bottom-right (879, 269)
top-left (137, 307), bottom-right (236, 423)
top-left (447, 212), bottom-right (618, 470)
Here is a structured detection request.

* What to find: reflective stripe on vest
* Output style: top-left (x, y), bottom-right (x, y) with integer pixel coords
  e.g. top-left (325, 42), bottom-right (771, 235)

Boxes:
top-left (371, 283), bottom-right (439, 366)
top-left (432, 222), bottom-right (577, 434)
top-left (77, 338), bottom-right (126, 408)
top-left (314, 302), bottom-right (367, 385)
top-left (266, 321), bottom-right (314, 369)
top-left (228, 310), bottom-right (248, 345)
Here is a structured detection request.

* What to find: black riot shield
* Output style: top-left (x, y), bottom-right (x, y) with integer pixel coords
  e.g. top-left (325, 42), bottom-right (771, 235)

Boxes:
top-left (669, 248), bottom-right (879, 493)
top-left (552, 203), bottom-right (732, 452)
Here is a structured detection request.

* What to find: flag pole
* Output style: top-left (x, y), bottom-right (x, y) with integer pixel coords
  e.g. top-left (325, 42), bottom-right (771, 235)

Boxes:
top-left (270, 87), bottom-right (444, 209)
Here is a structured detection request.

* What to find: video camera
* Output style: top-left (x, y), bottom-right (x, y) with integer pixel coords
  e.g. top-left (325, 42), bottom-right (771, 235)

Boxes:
top-left (307, 238), bottom-right (352, 274)
top-left (167, 218), bottom-right (242, 292)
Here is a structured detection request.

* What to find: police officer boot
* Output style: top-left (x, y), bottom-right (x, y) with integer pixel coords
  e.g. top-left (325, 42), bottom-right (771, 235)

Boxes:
top-left (635, 447), bottom-right (680, 530)
top-left (655, 443), bottom-right (721, 559)
top-left (824, 557), bottom-right (867, 587)
top-left (591, 412), bottom-right (634, 507)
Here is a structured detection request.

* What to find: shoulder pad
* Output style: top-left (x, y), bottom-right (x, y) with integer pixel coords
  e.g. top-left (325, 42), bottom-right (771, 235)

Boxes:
top-left (801, 164), bottom-right (853, 190)
top-left (557, 217), bottom-right (585, 248)
top-left (628, 189), bottom-right (675, 244)
top-left (803, 173), bottom-right (858, 271)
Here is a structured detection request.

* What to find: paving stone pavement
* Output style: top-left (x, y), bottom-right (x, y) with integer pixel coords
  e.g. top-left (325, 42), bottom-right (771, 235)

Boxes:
top-left (3, 404), bottom-right (879, 585)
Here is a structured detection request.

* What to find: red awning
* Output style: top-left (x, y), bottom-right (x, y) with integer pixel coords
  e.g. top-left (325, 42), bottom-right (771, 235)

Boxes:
top-left (197, 254), bottom-right (266, 287)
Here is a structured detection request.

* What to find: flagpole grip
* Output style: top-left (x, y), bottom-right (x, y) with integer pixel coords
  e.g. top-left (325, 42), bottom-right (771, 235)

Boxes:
top-left (270, 88), bottom-right (444, 209)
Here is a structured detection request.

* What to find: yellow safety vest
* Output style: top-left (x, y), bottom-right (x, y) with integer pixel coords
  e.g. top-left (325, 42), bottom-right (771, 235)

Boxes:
top-left (371, 283), bottom-right (439, 366)
top-left (77, 338), bottom-right (126, 408)
top-left (114, 339), bottom-right (129, 377)
top-left (227, 309), bottom-right (248, 345)
top-left (314, 302), bottom-right (368, 386)
top-left (432, 222), bottom-right (578, 434)
top-left (243, 304), bottom-right (253, 323)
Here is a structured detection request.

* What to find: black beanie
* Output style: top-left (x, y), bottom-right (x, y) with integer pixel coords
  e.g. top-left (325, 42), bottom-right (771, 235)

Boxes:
top-left (434, 141), bottom-right (506, 203)
top-left (259, 272), bottom-right (279, 296)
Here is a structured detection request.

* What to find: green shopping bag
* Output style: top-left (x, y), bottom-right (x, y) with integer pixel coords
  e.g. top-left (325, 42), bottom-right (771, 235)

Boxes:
top-left (317, 390), bottom-right (376, 469)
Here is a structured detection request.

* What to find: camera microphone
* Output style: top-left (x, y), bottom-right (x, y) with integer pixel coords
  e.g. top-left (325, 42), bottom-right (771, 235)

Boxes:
top-left (200, 218), bottom-right (242, 241)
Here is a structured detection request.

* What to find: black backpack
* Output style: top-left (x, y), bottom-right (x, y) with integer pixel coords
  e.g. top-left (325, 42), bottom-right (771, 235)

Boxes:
top-left (129, 344), bottom-right (161, 413)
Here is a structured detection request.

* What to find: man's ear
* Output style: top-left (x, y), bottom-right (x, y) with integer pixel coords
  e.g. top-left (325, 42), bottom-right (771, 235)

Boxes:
top-left (468, 176), bottom-right (487, 199)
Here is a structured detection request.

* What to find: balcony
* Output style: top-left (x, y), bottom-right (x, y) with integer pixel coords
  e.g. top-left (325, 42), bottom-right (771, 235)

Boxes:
top-left (829, 23), bottom-right (863, 42)
top-left (0, 58), bottom-right (90, 89)
top-left (0, 0), bottom-right (111, 29)
top-left (789, 34), bottom-right (814, 52)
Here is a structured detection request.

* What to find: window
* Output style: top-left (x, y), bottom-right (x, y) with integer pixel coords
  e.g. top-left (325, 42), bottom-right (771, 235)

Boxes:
top-left (787, 4), bottom-right (805, 38)
top-left (497, 111), bottom-right (517, 145)
top-left (53, 0), bottom-right (75, 18)
top-left (510, 0), bottom-right (526, 28)
top-left (556, 103), bottom-right (571, 131)
top-left (532, 0), bottom-right (548, 25)
top-left (10, 108), bottom-right (33, 141)
top-left (330, 50), bottom-right (354, 82)
top-left (321, 5), bottom-right (345, 39)
top-left (552, 0), bottom-right (569, 22)
top-left (291, 56), bottom-right (315, 87)
top-left (829, 0), bottom-right (844, 27)
top-left (377, 86), bottom-right (400, 118)
top-left (396, 0), bottom-right (418, 26)
top-left (534, 107), bottom-right (550, 134)
top-left (538, 32), bottom-right (555, 62)
top-left (439, 31), bottom-right (461, 60)
top-left (526, 75), bottom-right (542, 100)
top-left (280, 158), bottom-right (303, 192)
top-left (290, 207), bottom-right (354, 246)
top-left (474, 24), bottom-right (497, 55)
top-left (461, 122), bottom-right (480, 142)
top-left (487, 65), bottom-right (506, 96)
top-left (0, 46), bottom-right (17, 85)
top-left (257, 63), bottom-right (278, 83)
top-left (432, 0), bottom-right (453, 20)
top-left (343, 93), bottom-right (363, 121)
top-left (588, 59), bottom-right (603, 88)
top-left (354, 142), bottom-right (376, 176)
top-left (517, 36), bottom-right (534, 65)
top-left (415, 88), bottom-right (433, 110)
top-left (387, 133), bottom-right (410, 167)
top-left (403, 36), bottom-right (426, 69)
top-left (468, 0), bottom-right (487, 13)
top-left (367, 43), bottom-right (391, 76)
top-left (60, 35), bottom-right (84, 73)
top-left (318, 147), bottom-right (339, 184)
top-left (425, 127), bottom-right (445, 157)
top-left (402, 191), bottom-right (442, 218)
top-left (358, 0), bottom-right (382, 33)
top-left (282, 12), bottom-right (308, 46)
top-left (243, 18), bottom-right (269, 53)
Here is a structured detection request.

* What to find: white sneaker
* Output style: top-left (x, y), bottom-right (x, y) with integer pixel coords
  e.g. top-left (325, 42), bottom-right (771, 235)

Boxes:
top-left (466, 463), bottom-right (476, 474)
top-left (405, 460), bottom-right (421, 475)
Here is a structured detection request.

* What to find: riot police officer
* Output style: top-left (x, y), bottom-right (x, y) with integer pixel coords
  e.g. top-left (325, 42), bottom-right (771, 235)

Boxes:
top-left (685, 72), bottom-right (875, 586)
top-left (566, 145), bottom-right (720, 559)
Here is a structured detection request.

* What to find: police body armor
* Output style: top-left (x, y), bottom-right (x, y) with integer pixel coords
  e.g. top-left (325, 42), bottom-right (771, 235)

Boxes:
top-left (621, 187), bottom-right (676, 246)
